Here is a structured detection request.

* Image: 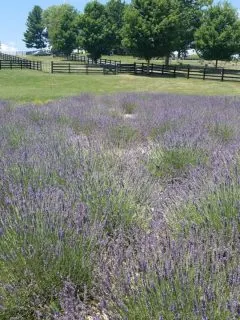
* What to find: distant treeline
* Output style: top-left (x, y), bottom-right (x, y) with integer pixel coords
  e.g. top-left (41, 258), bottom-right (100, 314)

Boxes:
top-left (23, 0), bottom-right (240, 67)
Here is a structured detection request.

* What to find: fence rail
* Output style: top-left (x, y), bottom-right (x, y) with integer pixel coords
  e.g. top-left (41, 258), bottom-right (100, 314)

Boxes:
top-left (51, 62), bottom-right (118, 74)
top-left (0, 60), bottom-right (42, 71)
top-left (67, 54), bottom-right (121, 66)
top-left (0, 53), bottom-right (42, 71)
top-left (118, 63), bottom-right (240, 82)
top-left (1, 52), bottom-right (239, 82)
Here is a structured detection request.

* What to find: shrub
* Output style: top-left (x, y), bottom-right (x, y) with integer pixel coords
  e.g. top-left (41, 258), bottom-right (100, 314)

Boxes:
top-left (169, 179), bottom-right (240, 233)
top-left (147, 147), bottom-right (207, 179)
top-left (109, 125), bottom-right (141, 148)
top-left (122, 102), bottom-right (137, 114)
top-left (208, 123), bottom-right (234, 143)
top-left (0, 212), bottom-right (93, 319)
top-left (149, 121), bottom-right (175, 140)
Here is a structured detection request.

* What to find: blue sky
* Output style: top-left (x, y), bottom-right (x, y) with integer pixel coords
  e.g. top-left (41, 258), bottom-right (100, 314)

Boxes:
top-left (0, 0), bottom-right (239, 52)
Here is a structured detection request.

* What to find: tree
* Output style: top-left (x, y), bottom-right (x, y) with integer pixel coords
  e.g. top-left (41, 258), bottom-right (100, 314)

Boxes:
top-left (23, 5), bottom-right (47, 49)
top-left (174, 0), bottom-right (212, 58)
top-left (121, 0), bottom-right (182, 67)
top-left (43, 4), bottom-right (79, 56)
top-left (105, 0), bottom-right (126, 54)
top-left (194, 1), bottom-right (240, 67)
top-left (78, 1), bottom-right (113, 62)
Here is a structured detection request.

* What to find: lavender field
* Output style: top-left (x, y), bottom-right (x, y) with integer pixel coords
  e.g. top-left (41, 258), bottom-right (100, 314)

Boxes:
top-left (0, 93), bottom-right (239, 320)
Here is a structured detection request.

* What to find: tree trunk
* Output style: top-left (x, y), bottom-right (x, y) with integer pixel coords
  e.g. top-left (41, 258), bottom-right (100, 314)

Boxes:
top-left (215, 60), bottom-right (218, 68)
top-left (165, 54), bottom-right (170, 66)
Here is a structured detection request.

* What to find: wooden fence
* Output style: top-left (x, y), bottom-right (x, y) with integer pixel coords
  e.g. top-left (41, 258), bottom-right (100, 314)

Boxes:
top-left (67, 54), bottom-right (121, 66)
top-left (0, 53), bottom-right (42, 71)
top-left (51, 62), bottom-right (118, 74)
top-left (1, 51), bottom-right (239, 82)
top-left (118, 63), bottom-right (240, 82)
top-left (0, 60), bottom-right (42, 71)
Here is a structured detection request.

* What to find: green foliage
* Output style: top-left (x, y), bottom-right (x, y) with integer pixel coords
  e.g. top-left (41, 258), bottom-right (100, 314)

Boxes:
top-left (175, 0), bottom-right (212, 55)
top-left (147, 147), bottom-right (207, 178)
top-left (71, 119), bottom-right (96, 136)
top-left (0, 213), bottom-right (93, 319)
top-left (117, 255), bottom-right (235, 320)
top-left (149, 121), bottom-right (176, 140)
top-left (105, 0), bottom-right (126, 54)
top-left (79, 153), bottom-right (149, 233)
top-left (7, 164), bottom-right (66, 190)
top-left (2, 125), bottom-right (26, 149)
top-left (78, 1), bottom-right (113, 61)
top-left (28, 109), bottom-right (49, 124)
top-left (43, 4), bottom-right (79, 55)
top-left (109, 124), bottom-right (141, 147)
top-left (170, 180), bottom-right (240, 234)
top-left (23, 5), bottom-right (47, 49)
top-left (208, 123), bottom-right (234, 142)
top-left (121, 0), bottom-right (182, 63)
top-left (122, 102), bottom-right (137, 114)
top-left (195, 2), bottom-right (240, 67)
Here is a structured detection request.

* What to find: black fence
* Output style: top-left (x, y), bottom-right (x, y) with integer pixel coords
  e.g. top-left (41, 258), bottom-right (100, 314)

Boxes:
top-left (51, 62), bottom-right (118, 74)
top-left (0, 53), bottom-right (42, 71)
top-left (0, 60), bottom-right (42, 71)
top-left (118, 63), bottom-right (240, 82)
top-left (67, 54), bottom-right (121, 66)
top-left (1, 52), bottom-right (239, 82)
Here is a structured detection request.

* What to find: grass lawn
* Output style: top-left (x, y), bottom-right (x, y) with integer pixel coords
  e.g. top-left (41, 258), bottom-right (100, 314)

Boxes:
top-left (0, 69), bottom-right (239, 104)
top-left (23, 54), bottom-right (240, 69)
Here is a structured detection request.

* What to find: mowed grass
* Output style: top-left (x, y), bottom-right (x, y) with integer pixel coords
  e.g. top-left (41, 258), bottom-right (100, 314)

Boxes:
top-left (25, 53), bottom-right (240, 69)
top-left (0, 69), bottom-right (239, 103)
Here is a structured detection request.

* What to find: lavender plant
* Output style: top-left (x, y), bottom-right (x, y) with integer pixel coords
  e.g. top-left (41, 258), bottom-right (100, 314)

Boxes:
top-left (0, 93), bottom-right (239, 319)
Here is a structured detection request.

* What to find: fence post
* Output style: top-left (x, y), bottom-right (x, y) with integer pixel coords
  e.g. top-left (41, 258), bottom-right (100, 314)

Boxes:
top-left (187, 67), bottom-right (190, 79)
top-left (162, 65), bottom-right (164, 75)
top-left (142, 63), bottom-right (144, 74)
top-left (203, 67), bottom-right (206, 80)
top-left (173, 66), bottom-right (176, 78)
top-left (68, 63), bottom-right (71, 73)
top-left (51, 61), bottom-right (53, 73)
top-left (134, 62), bottom-right (136, 74)
top-left (0, 61), bottom-right (1, 70)
top-left (86, 64), bottom-right (88, 74)
top-left (10, 60), bottom-right (12, 69)
top-left (221, 68), bottom-right (224, 82)
top-left (21, 60), bottom-right (23, 69)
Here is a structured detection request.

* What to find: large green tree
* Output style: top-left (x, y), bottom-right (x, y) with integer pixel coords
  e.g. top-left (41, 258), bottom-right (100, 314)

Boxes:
top-left (23, 5), bottom-right (47, 49)
top-left (105, 0), bottom-right (126, 54)
top-left (78, 1), bottom-right (113, 62)
top-left (175, 0), bottom-right (212, 57)
top-left (43, 4), bottom-right (79, 56)
top-left (121, 0), bottom-right (182, 66)
top-left (194, 1), bottom-right (240, 67)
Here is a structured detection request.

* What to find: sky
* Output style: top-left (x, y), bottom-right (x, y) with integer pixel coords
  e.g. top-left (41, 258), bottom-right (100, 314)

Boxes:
top-left (0, 0), bottom-right (239, 52)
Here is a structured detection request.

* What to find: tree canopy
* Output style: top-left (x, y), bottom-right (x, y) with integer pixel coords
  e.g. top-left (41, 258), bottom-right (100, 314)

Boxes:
top-left (23, 0), bottom-right (240, 64)
top-left (43, 4), bottom-right (79, 56)
top-left (121, 0), bottom-right (183, 64)
top-left (194, 1), bottom-right (240, 67)
top-left (78, 1), bottom-right (114, 62)
top-left (174, 0), bottom-right (213, 57)
top-left (23, 5), bottom-right (47, 49)
top-left (105, 0), bottom-right (126, 54)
